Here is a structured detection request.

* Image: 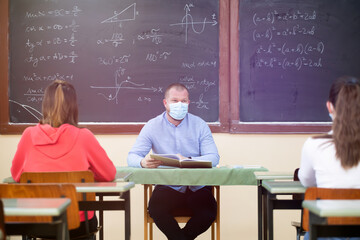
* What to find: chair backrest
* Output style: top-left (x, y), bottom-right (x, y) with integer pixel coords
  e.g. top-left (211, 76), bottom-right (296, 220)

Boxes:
top-left (20, 171), bottom-right (96, 201)
top-left (292, 168), bottom-right (303, 200)
top-left (302, 187), bottom-right (360, 231)
top-left (0, 199), bottom-right (5, 240)
top-left (0, 183), bottom-right (80, 230)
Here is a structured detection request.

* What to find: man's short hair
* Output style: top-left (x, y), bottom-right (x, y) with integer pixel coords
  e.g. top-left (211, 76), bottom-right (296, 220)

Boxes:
top-left (164, 83), bottom-right (189, 98)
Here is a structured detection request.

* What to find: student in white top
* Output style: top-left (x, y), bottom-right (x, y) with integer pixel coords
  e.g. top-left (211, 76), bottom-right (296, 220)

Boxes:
top-left (299, 76), bottom-right (360, 240)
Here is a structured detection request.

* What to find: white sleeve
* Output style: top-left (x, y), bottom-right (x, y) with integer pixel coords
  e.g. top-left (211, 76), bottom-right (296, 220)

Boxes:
top-left (298, 138), bottom-right (317, 187)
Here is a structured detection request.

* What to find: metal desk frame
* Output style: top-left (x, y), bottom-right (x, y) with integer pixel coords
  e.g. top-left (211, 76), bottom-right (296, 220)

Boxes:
top-left (261, 180), bottom-right (306, 240)
top-left (3, 198), bottom-right (71, 240)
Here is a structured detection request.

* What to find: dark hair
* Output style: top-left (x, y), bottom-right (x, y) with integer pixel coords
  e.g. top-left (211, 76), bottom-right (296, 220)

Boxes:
top-left (164, 83), bottom-right (189, 99)
top-left (40, 80), bottom-right (78, 127)
top-left (332, 76), bottom-right (360, 168)
top-left (328, 76), bottom-right (359, 108)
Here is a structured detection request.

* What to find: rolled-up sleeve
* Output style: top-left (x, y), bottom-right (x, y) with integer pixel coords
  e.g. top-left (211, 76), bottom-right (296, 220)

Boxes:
top-left (127, 124), bottom-right (152, 168)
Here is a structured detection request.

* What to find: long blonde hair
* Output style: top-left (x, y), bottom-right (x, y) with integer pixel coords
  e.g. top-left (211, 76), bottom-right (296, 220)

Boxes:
top-left (333, 77), bottom-right (360, 168)
top-left (40, 80), bottom-right (78, 127)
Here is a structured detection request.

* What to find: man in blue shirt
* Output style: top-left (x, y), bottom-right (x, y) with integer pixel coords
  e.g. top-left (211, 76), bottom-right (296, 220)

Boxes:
top-left (127, 83), bottom-right (220, 240)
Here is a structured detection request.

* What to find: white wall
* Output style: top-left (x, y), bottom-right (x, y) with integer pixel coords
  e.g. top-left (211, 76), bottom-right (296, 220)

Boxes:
top-left (0, 133), bottom-right (313, 240)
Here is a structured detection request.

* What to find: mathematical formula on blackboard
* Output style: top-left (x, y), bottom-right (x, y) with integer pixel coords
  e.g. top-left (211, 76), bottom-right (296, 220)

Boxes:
top-left (239, 0), bottom-right (360, 122)
top-left (9, 0), bottom-right (220, 123)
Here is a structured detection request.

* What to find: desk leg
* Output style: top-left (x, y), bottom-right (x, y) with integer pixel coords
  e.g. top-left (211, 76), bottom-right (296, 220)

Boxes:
top-left (257, 181), bottom-right (263, 240)
top-left (263, 189), bottom-right (268, 240)
top-left (55, 211), bottom-right (70, 240)
top-left (266, 194), bottom-right (274, 240)
top-left (122, 191), bottom-right (131, 240)
top-left (99, 195), bottom-right (104, 240)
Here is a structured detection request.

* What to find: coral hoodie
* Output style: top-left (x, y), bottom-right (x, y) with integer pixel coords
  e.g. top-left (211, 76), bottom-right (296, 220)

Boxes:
top-left (11, 123), bottom-right (116, 221)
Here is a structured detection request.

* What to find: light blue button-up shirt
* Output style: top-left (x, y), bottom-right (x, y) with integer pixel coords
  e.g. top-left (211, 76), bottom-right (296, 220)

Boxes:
top-left (127, 112), bottom-right (220, 192)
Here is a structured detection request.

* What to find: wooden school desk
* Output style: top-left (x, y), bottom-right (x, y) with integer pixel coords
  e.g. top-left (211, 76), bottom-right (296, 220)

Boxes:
top-left (2, 177), bottom-right (135, 240)
top-left (116, 165), bottom-right (267, 239)
top-left (262, 180), bottom-right (306, 240)
top-left (73, 181), bottom-right (135, 240)
top-left (303, 200), bottom-right (360, 239)
top-left (254, 171), bottom-right (294, 240)
top-left (3, 198), bottom-right (71, 240)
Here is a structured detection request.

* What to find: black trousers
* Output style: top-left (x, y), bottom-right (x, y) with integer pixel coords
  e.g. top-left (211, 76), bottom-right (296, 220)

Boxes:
top-left (148, 185), bottom-right (217, 240)
top-left (69, 214), bottom-right (98, 239)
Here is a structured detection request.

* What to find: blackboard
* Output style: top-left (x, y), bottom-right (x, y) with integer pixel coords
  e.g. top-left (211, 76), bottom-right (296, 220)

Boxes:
top-left (8, 0), bottom-right (220, 124)
top-left (239, 0), bottom-right (360, 123)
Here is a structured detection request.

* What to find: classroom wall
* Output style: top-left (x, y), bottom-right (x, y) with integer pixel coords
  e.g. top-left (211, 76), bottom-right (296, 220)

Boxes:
top-left (0, 133), bottom-right (313, 240)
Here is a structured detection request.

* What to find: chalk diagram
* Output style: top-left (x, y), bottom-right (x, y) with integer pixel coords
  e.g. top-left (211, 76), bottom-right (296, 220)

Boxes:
top-left (170, 4), bottom-right (218, 44)
top-left (101, 3), bottom-right (137, 24)
top-left (90, 68), bottom-right (160, 104)
top-left (9, 100), bottom-right (43, 121)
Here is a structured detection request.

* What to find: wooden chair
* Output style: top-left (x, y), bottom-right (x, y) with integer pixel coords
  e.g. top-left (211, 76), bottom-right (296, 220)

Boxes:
top-left (144, 184), bottom-right (220, 240)
top-left (0, 183), bottom-right (80, 237)
top-left (20, 171), bottom-right (96, 201)
top-left (0, 199), bottom-right (5, 240)
top-left (302, 187), bottom-right (360, 231)
top-left (19, 171), bottom-right (98, 239)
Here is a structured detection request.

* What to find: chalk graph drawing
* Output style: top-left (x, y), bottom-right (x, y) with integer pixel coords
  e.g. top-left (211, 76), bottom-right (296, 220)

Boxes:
top-left (101, 3), bottom-right (137, 24)
top-left (90, 67), bottom-right (159, 104)
top-left (9, 100), bottom-right (43, 121)
top-left (170, 4), bottom-right (218, 44)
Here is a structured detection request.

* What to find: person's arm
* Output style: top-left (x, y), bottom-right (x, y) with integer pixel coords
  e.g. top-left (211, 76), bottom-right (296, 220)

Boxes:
top-left (127, 123), bottom-right (162, 168)
top-left (82, 129), bottom-right (116, 182)
top-left (11, 128), bottom-right (32, 182)
top-left (192, 122), bottom-right (220, 167)
top-left (298, 138), bottom-right (317, 187)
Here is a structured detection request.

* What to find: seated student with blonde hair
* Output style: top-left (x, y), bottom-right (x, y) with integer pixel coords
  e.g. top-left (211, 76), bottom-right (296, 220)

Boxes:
top-left (11, 80), bottom-right (116, 238)
top-left (299, 76), bottom-right (360, 240)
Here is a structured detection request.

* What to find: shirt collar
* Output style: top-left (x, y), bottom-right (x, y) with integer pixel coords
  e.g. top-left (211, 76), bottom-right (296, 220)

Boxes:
top-left (162, 111), bottom-right (188, 127)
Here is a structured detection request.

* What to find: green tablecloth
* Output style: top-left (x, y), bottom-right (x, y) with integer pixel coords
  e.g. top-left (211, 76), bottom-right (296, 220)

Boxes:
top-left (116, 166), bottom-right (267, 186)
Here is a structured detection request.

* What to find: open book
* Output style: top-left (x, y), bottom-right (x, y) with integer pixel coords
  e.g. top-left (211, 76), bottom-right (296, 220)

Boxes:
top-left (150, 154), bottom-right (212, 168)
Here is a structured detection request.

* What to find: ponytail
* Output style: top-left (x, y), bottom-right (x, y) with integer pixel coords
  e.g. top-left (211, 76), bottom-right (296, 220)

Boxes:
top-left (333, 79), bottom-right (360, 168)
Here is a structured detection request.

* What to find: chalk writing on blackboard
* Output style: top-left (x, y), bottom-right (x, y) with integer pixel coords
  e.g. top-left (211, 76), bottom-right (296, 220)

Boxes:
top-left (239, 0), bottom-right (360, 122)
top-left (251, 9), bottom-right (324, 72)
top-left (9, 0), bottom-right (220, 123)
top-left (170, 4), bottom-right (218, 44)
top-left (252, 10), bottom-right (317, 26)
top-left (9, 100), bottom-right (43, 120)
top-left (137, 29), bottom-right (163, 45)
top-left (101, 3), bottom-right (137, 24)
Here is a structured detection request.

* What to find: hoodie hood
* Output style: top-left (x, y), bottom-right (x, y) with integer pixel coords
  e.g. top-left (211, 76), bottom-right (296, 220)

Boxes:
top-left (31, 123), bottom-right (79, 159)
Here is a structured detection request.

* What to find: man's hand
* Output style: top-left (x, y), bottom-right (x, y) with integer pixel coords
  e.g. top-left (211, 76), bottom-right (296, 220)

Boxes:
top-left (140, 156), bottom-right (163, 168)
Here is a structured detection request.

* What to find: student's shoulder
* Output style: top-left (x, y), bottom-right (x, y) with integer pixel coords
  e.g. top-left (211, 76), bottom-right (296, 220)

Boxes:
top-left (77, 126), bottom-right (96, 138)
top-left (303, 135), bottom-right (332, 151)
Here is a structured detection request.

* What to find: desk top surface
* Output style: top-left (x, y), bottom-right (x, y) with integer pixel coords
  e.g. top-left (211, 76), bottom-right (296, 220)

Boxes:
top-left (263, 181), bottom-right (306, 194)
top-left (72, 181), bottom-right (135, 193)
top-left (303, 200), bottom-right (360, 217)
top-left (2, 198), bottom-right (70, 216)
top-left (116, 166), bottom-right (268, 185)
top-left (254, 171), bottom-right (293, 180)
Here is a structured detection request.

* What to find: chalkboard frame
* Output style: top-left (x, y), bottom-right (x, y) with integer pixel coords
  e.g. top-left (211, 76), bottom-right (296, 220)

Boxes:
top-left (0, 0), bottom-right (230, 134)
top-left (229, 0), bottom-right (331, 133)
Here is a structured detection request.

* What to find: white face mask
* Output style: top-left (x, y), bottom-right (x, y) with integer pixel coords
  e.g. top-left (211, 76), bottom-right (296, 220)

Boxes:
top-left (169, 102), bottom-right (188, 120)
